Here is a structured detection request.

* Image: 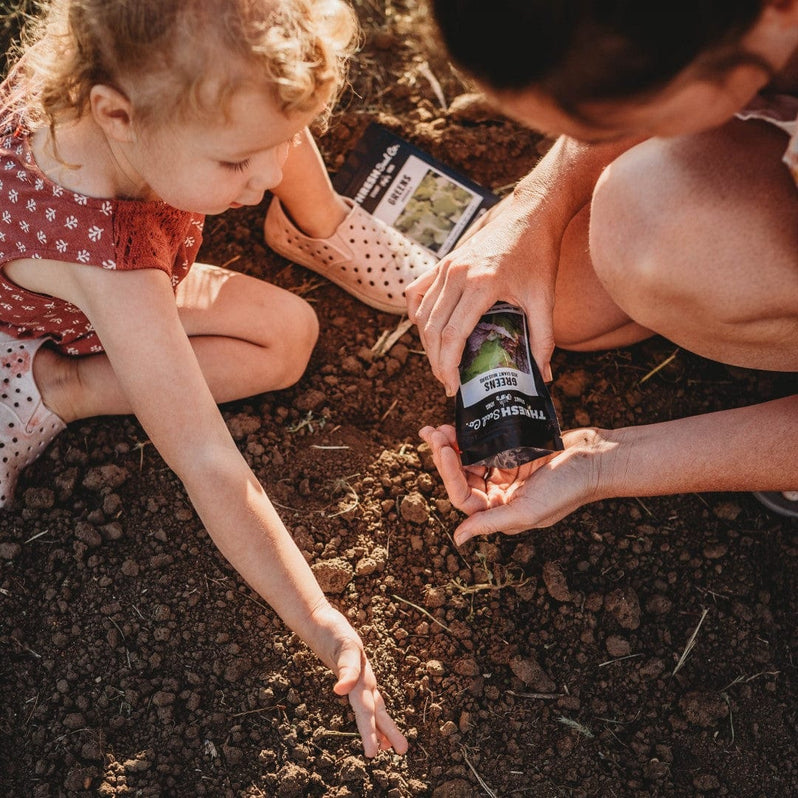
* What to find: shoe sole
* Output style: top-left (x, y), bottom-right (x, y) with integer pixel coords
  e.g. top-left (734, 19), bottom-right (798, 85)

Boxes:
top-left (752, 491), bottom-right (798, 519)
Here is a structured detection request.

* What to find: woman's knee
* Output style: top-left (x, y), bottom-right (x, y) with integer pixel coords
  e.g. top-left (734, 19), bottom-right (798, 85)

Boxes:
top-left (589, 141), bottom-right (678, 305)
top-left (586, 134), bottom-right (736, 328)
top-left (587, 123), bottom-right (798, 363)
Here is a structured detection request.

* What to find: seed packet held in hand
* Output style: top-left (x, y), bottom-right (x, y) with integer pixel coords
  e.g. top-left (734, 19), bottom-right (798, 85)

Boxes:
top-left (456, 303), bottom-right (564, 468)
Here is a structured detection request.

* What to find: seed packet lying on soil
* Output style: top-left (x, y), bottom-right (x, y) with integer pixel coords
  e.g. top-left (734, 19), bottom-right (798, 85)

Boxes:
top-left (333, 122), bottom-right (498, 257)
top-left (455, 303), bottom-right (564, 469)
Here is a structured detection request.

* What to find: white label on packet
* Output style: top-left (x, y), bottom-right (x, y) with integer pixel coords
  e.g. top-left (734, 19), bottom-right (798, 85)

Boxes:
top-left (460, 366), bottom-right (538, 408)
top-left (371, 154), bottom-right (484, 256)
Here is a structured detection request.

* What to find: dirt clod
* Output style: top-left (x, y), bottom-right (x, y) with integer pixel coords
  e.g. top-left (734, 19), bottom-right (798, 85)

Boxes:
top-left (604, 586), bottom-right (642, 630)
top-left (509, 656), bottom-right (557, 692)
top-left (399, 491), bottom-right (429, 524)
top-left (311, 557), bottom-right (354, 594)
top-left (542, 560), bottom-right (573, 602)
top-left (679, 691), bottom-right (730, 727)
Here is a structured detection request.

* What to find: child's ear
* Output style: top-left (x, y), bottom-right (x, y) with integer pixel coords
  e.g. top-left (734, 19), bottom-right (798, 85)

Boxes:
top-left (89, 85), bottom-right (136, 143)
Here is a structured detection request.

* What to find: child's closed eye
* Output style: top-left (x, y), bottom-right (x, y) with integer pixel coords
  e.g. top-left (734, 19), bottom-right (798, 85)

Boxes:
top-left (220, 158), bottom-right (251, 173)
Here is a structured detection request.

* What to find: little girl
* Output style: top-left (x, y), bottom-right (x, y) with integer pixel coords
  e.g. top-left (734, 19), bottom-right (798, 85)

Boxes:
top-left (0, 0), bottom-right (408, 757)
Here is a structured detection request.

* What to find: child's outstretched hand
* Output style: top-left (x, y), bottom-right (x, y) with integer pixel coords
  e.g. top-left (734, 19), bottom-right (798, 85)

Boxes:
top-left (309, 603), bottom-right (408, 757)
top-left (419, 424), bottom-right (612, 544)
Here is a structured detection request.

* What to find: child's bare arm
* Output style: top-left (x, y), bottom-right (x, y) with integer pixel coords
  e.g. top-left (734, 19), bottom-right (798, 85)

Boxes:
top-left (50, 262), bottom-right (407, 756)
top-left (407, 134), bottom-right (644, 391)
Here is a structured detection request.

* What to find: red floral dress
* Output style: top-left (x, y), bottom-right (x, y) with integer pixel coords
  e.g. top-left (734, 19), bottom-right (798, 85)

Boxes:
top-left (0, 119), bottom-right (204, 355)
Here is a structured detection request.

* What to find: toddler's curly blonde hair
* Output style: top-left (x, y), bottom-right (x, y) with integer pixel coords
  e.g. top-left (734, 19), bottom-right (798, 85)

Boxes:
top-left (5, 0), bottom-right (358, 131)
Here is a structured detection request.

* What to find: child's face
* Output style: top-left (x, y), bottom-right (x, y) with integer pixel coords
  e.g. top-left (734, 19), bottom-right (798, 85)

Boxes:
top-left (128, 86), bottom-right (323, 214)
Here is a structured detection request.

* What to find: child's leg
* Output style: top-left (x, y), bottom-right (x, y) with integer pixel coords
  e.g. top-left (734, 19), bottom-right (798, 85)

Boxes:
top-left (271, 128), bottom-right (350, 238)
top-left (551, 118), bottom-right (798, 372)
top-left (35, 265), bottom-right (318, 423)
top-left (264, 128), bottom-right (437, 314)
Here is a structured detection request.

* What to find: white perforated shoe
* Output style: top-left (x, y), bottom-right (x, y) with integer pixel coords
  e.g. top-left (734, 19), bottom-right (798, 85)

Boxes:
top-left (0, 333), bottom-right (66, 507)
top-left (264, 197), bottom-right (437, 314)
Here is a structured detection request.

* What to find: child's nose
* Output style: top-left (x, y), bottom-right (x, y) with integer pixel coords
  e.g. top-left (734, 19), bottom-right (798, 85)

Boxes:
top-left (249, 142), bottom-right (290, 192)
top-left (248, 161), bottom-right (283, 192)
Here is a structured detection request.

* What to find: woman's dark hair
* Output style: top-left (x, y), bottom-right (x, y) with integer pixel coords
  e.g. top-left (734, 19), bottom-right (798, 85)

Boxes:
top-left (431, 1), bottom-right (767, 106)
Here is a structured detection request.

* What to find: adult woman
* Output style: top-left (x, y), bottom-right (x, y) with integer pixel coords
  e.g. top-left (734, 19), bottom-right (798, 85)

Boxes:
top-left (408, 1), bottom-right (798, 541)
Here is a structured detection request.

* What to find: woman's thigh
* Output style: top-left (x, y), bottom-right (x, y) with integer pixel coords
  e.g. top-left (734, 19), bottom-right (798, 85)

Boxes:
top-left (587, 118), bottom-right (798, 371)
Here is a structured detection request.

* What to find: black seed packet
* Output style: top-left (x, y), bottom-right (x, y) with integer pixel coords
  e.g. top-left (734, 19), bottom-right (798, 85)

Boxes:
top-left (455, 303), bottom-right (564, 468)
top-left (333, 123), bottom-right (498, 257)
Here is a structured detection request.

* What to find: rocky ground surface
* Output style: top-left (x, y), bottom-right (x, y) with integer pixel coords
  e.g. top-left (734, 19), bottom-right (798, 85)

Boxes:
top-left (1, 2), bottom-right (796, 796)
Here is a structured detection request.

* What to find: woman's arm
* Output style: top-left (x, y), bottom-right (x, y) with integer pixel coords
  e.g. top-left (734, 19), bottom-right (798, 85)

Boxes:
top-left (407, 134), bottom-right (644, 390)
top-left (420, 395), bottom-right (798, 544)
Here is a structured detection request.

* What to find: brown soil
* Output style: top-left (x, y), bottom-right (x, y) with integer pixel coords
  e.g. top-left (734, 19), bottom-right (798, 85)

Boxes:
top-left (1, 2), bottom-right (796, 796)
